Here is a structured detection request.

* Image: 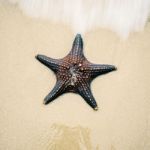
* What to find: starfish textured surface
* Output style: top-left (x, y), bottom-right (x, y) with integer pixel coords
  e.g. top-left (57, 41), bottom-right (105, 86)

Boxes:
top-left (36, 34), bottom-right (117, 110)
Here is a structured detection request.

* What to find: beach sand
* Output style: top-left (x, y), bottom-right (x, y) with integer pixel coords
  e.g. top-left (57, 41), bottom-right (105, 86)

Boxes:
top-left (0, 3), bottom-right (150, 150)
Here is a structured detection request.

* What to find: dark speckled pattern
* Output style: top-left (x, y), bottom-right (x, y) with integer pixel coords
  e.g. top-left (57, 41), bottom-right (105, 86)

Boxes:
top-left (36, 34), bottom-right (117, 110)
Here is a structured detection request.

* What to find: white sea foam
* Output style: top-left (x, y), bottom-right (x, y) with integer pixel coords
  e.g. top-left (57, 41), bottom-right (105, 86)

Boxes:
top-left (3, 0), bottom-right (150, 38)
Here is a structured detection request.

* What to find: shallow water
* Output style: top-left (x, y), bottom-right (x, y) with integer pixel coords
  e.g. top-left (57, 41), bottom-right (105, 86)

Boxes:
top-left (2, 0), bottom-right (150, 38)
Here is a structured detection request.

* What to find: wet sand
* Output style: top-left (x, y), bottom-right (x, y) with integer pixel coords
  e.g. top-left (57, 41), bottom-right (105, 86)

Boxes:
top-left (0, 3), bottom-right (150, 150)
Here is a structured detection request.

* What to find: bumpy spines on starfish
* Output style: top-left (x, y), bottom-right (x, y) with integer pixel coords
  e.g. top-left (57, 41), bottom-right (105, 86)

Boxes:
top-left (70, 34), bottom-right (83, 56)
top-left (36, 34), bottom-right (117, 111)
top-left (77, 79), bottom-right (98, 110)
top-left (44, 80), bottom-right (66, 104)
top-left (36, 55), bottom-right (60, 72)
top-left (84, 64), bottom-right (116, 78)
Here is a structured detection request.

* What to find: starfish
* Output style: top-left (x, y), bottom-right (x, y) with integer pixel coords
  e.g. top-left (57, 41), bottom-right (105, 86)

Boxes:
top-left (36, 34), bottom-right (117, 111)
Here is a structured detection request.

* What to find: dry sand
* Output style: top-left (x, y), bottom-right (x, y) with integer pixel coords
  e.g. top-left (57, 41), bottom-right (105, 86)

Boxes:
top-left (0, 3), bottom-right (150, 150)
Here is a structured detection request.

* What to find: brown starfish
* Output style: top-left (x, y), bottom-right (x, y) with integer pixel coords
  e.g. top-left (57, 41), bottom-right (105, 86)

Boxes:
top-left (36, 34), bottom-right (117, 110)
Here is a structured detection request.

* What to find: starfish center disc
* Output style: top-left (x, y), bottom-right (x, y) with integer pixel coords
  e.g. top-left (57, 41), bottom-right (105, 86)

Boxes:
top-left (69, 64), bottom-right (80, 86)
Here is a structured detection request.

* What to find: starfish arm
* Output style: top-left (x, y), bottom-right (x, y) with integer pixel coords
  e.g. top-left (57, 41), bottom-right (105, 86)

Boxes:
top-left (84, 64), bottom-right (117, 78)
top-left (77, 79), bottom-right (98, 110)
top-left (69, 34), bottom-right (83, 57)
top-left (36, 54), bottom-right (60, 72)
top-left (44, 80), bottom-right (66, 104)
